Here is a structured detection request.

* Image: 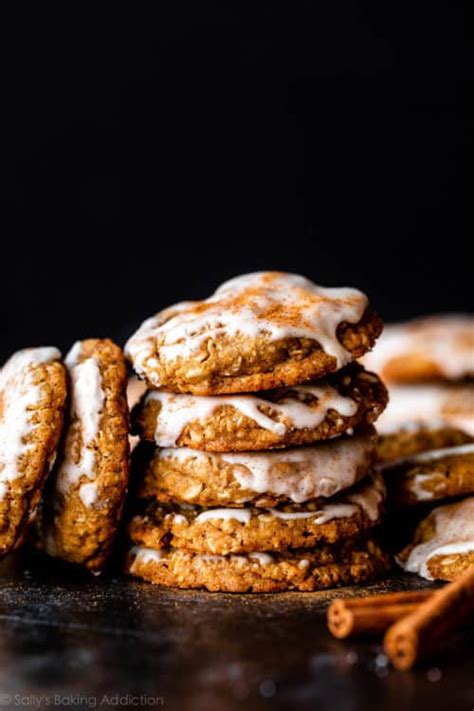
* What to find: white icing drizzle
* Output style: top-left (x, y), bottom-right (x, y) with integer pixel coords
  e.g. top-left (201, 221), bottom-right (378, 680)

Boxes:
top-left (79, 482), bottom-right (99, 507)
top-left (147, 382), bottom-right (357, 447)
top-left (128, 546), bottom-right (300, 569)
top-left (167, 472), bottom-right (383, 527)
top-left (409, 474), bottom-right (436, 501)
top-left (381, 442), bottom-right (474, 471)
top-left (344, 474), bottom-right (385, 521)
top-left (364, 314), bottom-right (474, 381)
top-left (218, 432), bottom-right (371, 502)
top-left (268, 507), bottom-right (351, 521)
top-left (125, 272), bottom-right (369, 385)
top-left (130, 546), bottom-right (165, 569)
top-left (196, 551), bottom-right (273, 565)
top-left (0, 347), bottom-right (61, 502)
top-left (248, 552), bottom-right (273, 565)
top-left (55, 343), bottom-right (105, 506)
top-left (268, 473), bottom-right (384, 523)
top-left (195, 507), bottom-right (252, 524)
top-left (375, 384), bottom-right (474, 436)
top-left (172, 513), bottom-right (187, 525)
top-left (404, 443), bottom-right (474, 463)
top-left (399, 497), bottom-right (474, 580)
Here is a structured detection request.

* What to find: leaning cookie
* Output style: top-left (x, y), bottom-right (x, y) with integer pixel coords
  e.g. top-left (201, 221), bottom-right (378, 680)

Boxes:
top-left (364, 314), bottom-right (474, 384)
top-left (37, 339), bottom-right (129, 571)
top-left (382, 444), bottom-right (474, 506)
top-left (136, 428), bottom-right (376, 508)
top-left (134, 364), bottom-right (387, 452)
top-left (128, 472), bottom-right (385, 555)
top-left (397, 497), bottom-right (474, 581)
top-left (124, 536), bottom-right (391, 593)
top-left (125, 272), bottom-right (383, 395)
top-left (0, 348), bottom-right (67, 558)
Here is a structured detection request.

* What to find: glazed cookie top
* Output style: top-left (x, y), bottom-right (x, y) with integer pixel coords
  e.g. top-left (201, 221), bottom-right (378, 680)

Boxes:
top-left (397, 497), bottom-right (474, 580)
top-left (144, 428), bottom-right (375, 506)
top-left (125, 272), bottom-right (381, 394)
top-left (364, 314), bottom-right (474, 383)
top-left (0, 347), bottom-right (63, 501)
top-left (374, 383), bottom-right (474, 436)
top-left (134, 364), bottom-right (387, 451)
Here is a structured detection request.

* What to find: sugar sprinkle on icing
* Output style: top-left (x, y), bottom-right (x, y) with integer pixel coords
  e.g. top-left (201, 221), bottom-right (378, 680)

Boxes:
top-left (125, 272), bottom-right (369, 385)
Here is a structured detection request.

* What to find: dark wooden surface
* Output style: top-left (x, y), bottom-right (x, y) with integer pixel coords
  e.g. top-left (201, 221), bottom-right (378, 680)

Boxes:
top-left (0, 552), bottom-right (473, 711)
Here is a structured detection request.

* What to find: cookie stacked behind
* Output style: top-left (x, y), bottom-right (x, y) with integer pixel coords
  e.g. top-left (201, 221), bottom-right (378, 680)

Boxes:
top-left (364, 314), bottom-right (474, 463)
top-left (124, 272), bottom-right (390, 592)
top-left (364, 314), bottom-right (474, 582)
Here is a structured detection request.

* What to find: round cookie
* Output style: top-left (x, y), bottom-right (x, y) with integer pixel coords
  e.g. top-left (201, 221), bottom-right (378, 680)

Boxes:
top-left (0, 348), bottom-right (67, 558)
top-left (128, 472), bottom-right (385, 555)
top-left (134, 364), bottom-right (387, 452)
top-left (374, 383), bottom-right (474, 438)
top-left (376, 426), bottom-right (473, 464)
top-left (124, 536), bottom-right (391, 593)
top-left (397, 497), bottom-right (474, 581)
top-left (125, 272), bottom-right (383, 395)
top-left (136, 429), bottom-right (376, 508)
top-left (364, 314), bottom-right (474, 384)
top-left (382, 444), bottom-right (474, 506)
top-left (38, 339), bottom-right (130, 572)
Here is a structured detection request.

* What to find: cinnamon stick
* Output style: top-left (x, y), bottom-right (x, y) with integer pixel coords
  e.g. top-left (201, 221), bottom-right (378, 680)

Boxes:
top-left (384, 568), bottom-right (474, 670)
top-left (328, 590), bottom-right (433, 638)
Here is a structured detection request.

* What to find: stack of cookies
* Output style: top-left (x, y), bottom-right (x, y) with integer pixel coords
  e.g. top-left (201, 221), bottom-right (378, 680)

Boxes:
top-left (364, 315), bottom-right (474, 582)
top-left (124, 272), bottom-right (391, 592)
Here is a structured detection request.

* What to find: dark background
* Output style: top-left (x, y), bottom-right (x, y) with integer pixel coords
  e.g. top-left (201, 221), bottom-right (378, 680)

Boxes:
top-left (1, 4), bottom-right (468, 363)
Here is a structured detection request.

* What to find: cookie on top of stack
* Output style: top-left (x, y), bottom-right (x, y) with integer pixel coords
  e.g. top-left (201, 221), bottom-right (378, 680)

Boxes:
top-left (124, 272), bottom-right (390, 592)
top-left (364, 314), bottom-right (474, 582)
